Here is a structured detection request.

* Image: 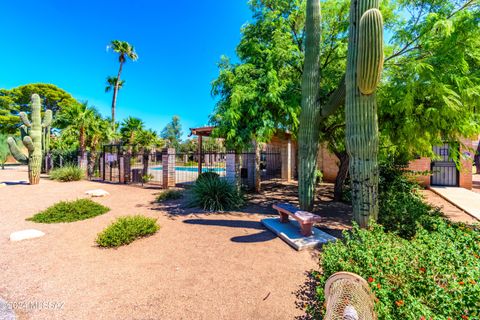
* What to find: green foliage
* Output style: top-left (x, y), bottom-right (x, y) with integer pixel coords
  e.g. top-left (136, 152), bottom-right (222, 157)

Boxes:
top-left (196, 171), bottom-right (220, 182)
top-left (314, 169), bottom-right (323, 185)
top-left (120, 116), bottom-right (144, 145)
top-left (27, 199), bottom-right (109, 223)
top-left (161, 116), bottom-right (182, 149)
top-left (189, 174), bottom-right (244, 211)
top-left (315, 221), bottom-right (480, 320)
top-left (156, 189), bottom-right (183, 202)
top-left (0, 134), bottom-right (9, 168)
top-left (141, 174), bottom-right (154, 184)
top-left (49, 164), bottom-right (85, 182)
top-left (378, 162), bottom-right (443, 239)
top-left (379, 1), bottom-right (480, 160)
top-left (96, 215), bottom-right (159, 248)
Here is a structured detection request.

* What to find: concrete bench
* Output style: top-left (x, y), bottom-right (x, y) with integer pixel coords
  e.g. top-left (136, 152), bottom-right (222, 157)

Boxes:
top-left (272, 203), bottom-right (322, 236)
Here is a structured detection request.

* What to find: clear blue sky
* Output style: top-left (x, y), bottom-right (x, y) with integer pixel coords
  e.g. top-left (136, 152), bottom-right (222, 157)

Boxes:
top-left (0, 0), bottom-right (252, 138)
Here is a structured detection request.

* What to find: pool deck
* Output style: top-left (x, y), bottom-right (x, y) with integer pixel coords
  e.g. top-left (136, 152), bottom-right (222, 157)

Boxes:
top-left (429, 186), bottom-right (480, 222)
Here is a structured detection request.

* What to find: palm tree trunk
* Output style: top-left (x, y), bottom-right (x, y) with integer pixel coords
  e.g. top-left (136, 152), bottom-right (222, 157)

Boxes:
top-left (79, 127), bottom-right (86, 169)
top-left (111, 62), bottom-right (124, 128)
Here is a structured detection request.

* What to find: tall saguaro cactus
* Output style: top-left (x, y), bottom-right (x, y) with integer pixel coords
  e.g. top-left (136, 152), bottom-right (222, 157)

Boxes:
top-left (7, 94), bottom-right (52, 185)
top-left (345, 0), bottom-right (384, 227)
top-left (298, 0), bottom-right (322, 211)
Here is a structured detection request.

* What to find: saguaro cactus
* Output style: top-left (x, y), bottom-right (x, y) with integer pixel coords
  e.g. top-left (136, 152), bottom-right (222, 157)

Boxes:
top-left (345, 0), bottom-right (384, 227)
top-left (7, 94), bottom-right (52, 184)
top-left (298, 0), bottom-right (322, 211)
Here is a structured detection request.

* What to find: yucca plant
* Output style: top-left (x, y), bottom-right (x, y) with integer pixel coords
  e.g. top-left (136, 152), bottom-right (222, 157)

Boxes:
top-left (189, 174), bottom-right (244, 211)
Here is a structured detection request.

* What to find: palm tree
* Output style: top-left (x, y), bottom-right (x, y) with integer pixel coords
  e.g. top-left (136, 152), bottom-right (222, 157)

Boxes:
top-left (85, 115), bottom-right (112, 177)
top-left (107, 40), bottom-right (138, 127)
top-left (105, 76), bottom-right (125, 93)
top-left (119, 116), bottom-right (145, 146)
top-left (55, 101), bottom-right (97, 164)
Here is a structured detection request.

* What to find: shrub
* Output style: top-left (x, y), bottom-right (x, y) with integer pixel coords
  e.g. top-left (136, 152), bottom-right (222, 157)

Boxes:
top-left (313, 222), bottom-right (480, 320)
top-left (156, 189), bottom-right (183, 202)
top-left (189, 173), bottom-right (244, 211)
top-left (49, 164), bottom-right (84, 182)
top-left (315, 169), bottom-right (323, 185)
top-left (96, 215), bottom-right (159, 248)
top-left (27, 199), bottom-right (109, 223)
top-left (378, 162), bottom-right (442, 239)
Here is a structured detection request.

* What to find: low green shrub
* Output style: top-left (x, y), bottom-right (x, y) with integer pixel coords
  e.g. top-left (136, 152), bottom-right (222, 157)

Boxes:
top-left (49, 164), bottom-right (84, 182)
top-left (27, 199), bottom-right (109, 223)
top-left (189, 173), bottom-right (244, 211)
top-left (313, 222), bottom-right (480, 320)
top-left (156, 189), bottom-right (183, 202)
top-left (378, 162), bottom-right (442, 239)
top-left (96, 215), bottom-right (159, 248)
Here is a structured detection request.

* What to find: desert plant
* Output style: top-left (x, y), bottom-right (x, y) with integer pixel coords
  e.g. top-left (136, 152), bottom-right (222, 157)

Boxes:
top-left (196, 171), bottom-right (220, 182)
top-left (313, 222), bottom-right (480, 319)
top-left (27, 199), bottom-right (109, 223)
top-left (189, 174), bottom-right (244, 211)
top-left (297, 0), bottom-right (323, 211)
top-left (156, 189), bottom-right (183, 202)
top-left (49, 164), bottom-right (84, 182)
top-left (7, 94), bottom-right (52, 184)
top-left (96, 215), bottom-right (159, 248)
top-left (141, 173), bottom-right (154, 186)
top-left (345, 1), bottom-right (384, 227)
top-left (314, 169), bottom-right (323, 185)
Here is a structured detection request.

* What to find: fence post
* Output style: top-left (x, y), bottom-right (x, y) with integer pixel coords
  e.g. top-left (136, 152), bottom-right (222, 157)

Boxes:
top-left (119, 153), bottom-right (125, 184)
top-left (281, 138), bottom-right (292, 182)
top-left (226, 153), bottom-right (237, 184)
top-left (162, 148), bottom-right (176, 189)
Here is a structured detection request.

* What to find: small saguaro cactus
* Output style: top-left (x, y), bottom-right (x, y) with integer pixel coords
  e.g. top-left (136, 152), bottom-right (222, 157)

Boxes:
top-left (345, 0), bottom-right (384, 227)
top-left (7, 94), bottom-right (52, 185)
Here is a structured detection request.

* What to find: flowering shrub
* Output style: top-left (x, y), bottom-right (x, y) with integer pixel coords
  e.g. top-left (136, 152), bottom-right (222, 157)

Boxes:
top-left (313, 221), bottom-right (480, 319)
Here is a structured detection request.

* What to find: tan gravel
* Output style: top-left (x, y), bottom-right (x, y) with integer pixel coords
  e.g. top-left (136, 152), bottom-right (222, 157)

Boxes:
top-left (0, 166), bottom-right (318, 320)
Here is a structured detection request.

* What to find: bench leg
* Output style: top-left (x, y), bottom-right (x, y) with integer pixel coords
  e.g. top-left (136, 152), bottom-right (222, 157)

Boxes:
top-left (300, 223), bottom-right (313, 237)
top-left (279, 212), bottom-right (289, 223)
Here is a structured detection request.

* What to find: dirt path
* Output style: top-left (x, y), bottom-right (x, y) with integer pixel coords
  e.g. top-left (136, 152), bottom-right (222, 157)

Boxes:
top-left (0, 166), bottom-right (318, 320)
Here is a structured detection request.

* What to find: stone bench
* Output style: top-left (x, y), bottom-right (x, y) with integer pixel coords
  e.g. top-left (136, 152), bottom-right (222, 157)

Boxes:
top-left (272, 203), bottom-right (322, 236)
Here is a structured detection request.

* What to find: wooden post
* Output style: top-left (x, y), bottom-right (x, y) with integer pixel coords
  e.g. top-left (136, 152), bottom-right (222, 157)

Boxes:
top-left (198, 135), bottom-right (203, 175)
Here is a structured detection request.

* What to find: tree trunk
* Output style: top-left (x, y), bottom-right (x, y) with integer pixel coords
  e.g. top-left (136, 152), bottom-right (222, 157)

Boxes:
top-left (298, 0), bottom-right (322, 211)
top-left (111, 62), bottom-right (124, 128)
top-left (333, 151), bottom-right (349, 201)
top-left (254, 141), bottom-right (261, 193)
top-left (234, 152), bottom-right (243, 191)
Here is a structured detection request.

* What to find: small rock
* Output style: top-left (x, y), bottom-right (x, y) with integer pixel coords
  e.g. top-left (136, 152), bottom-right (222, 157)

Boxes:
top-left (10, 229), bottom-right (45, 242)
top-left (85, 189), bottom-right (110, 197)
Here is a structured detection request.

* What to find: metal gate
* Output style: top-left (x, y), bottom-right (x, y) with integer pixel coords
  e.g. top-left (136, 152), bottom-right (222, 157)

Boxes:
top-left (102, 144), bottom-right (122, 183)
top-left (431, 144), bottom-right (458, 186)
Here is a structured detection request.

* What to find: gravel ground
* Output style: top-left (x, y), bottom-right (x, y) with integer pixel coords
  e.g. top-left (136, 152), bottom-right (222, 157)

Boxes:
top-left (0, 166), bottom-right (318, 320)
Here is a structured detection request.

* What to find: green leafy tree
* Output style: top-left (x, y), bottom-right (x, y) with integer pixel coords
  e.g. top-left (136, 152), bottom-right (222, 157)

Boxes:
top-left (0, 84), bottom-right (75, 134)
top-left (161, 116), bottom-right (182, 149)
top-left (85, 114), bottom-right (113, 176)
top-left (107, 40), bottom-right (138, 127)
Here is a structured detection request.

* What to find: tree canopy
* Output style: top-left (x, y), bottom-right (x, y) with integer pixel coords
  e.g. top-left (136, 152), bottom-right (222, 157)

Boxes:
top-left (211, 0), bottom-right (480, 161)
top-left (161, 116), bottom-right (183, 149)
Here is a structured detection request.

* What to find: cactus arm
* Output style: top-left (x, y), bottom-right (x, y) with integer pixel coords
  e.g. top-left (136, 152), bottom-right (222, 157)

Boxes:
top-left (7, 137), bottom-right (28, 163)
top-left (357, 9), bottom-right (384, 95)
top-left (23, 136), bottom-right (35, 153)
top-left (42, 110), bottom-right (53, 128)
top-left (19, 112), bottom-right (31, 127)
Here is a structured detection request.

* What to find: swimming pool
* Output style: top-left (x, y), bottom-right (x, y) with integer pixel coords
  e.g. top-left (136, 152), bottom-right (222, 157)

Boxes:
top-left (150, 166), bottom-right (226, 173)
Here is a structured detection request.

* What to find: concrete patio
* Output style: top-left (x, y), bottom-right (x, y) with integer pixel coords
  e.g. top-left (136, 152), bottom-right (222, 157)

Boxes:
top-left (430, 186), bottom-right (480, 221)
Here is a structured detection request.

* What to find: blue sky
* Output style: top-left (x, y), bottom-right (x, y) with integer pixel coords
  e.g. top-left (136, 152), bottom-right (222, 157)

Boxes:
top-left (0, 0), bottom-right (252, 138)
